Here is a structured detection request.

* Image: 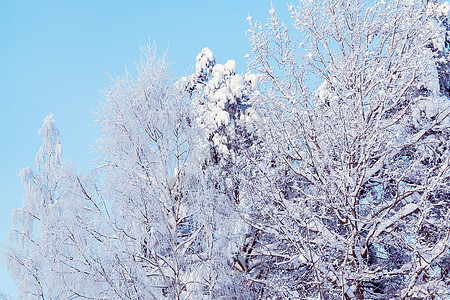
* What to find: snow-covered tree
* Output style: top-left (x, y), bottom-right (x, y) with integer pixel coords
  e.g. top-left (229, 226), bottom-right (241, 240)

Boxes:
top-left (6, 45), bottom-right (246, 299)
top-left (242, 0), bottom-right (450, 299)
top-left (5, 114), bottom-right (102, 299)
top-left (93, 45), bottom-right (236, 299)
top-left (7, 114), bottom-right (64, 299)
top-left (5, 1), bottom-right (450, 299)
top-left (181, 47), bottom-right (264, 297)
top-left (182, 47), bottom-right (259, 202)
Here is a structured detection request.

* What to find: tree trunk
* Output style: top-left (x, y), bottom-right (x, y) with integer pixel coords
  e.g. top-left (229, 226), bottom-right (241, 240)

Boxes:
top-left (355, 282), bottom-right (364, 300)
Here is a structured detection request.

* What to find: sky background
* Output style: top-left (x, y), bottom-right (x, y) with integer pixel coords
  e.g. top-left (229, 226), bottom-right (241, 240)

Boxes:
top-left (0, 0), bottom-right (293, 297)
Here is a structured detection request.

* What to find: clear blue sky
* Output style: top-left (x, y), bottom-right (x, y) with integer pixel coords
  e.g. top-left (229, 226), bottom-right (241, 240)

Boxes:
top-left (0, 0), bottom-right (293, 297)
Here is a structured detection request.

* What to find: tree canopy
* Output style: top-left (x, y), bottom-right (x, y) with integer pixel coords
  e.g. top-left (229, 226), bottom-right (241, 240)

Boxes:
top-left (5, 0), bottom-right (450, 299)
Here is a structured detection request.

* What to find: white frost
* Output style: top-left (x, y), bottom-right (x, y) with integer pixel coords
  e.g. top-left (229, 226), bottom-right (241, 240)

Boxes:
top-left (224, 60), bottom-right (236, 75)
top-left (196, 47), bottom-right (215, 76)
top-left (230, 75), bottom-right (244, 99)
top-left (216, 110), bottom-right (230, 126)
top-left (245, 73), bottom-right (259, 90)
top-left (437, 2), bottom-right (450, 19)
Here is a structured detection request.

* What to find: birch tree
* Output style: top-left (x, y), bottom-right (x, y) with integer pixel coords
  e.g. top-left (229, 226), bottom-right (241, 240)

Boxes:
top-left (5, 114), bottom-right (104, 299)
top-left (7, 46), bottom-right (239, 299)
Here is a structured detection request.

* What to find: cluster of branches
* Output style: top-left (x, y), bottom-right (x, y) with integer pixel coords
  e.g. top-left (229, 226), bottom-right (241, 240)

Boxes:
top-left (5, 0), bottom-right (449, 299)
